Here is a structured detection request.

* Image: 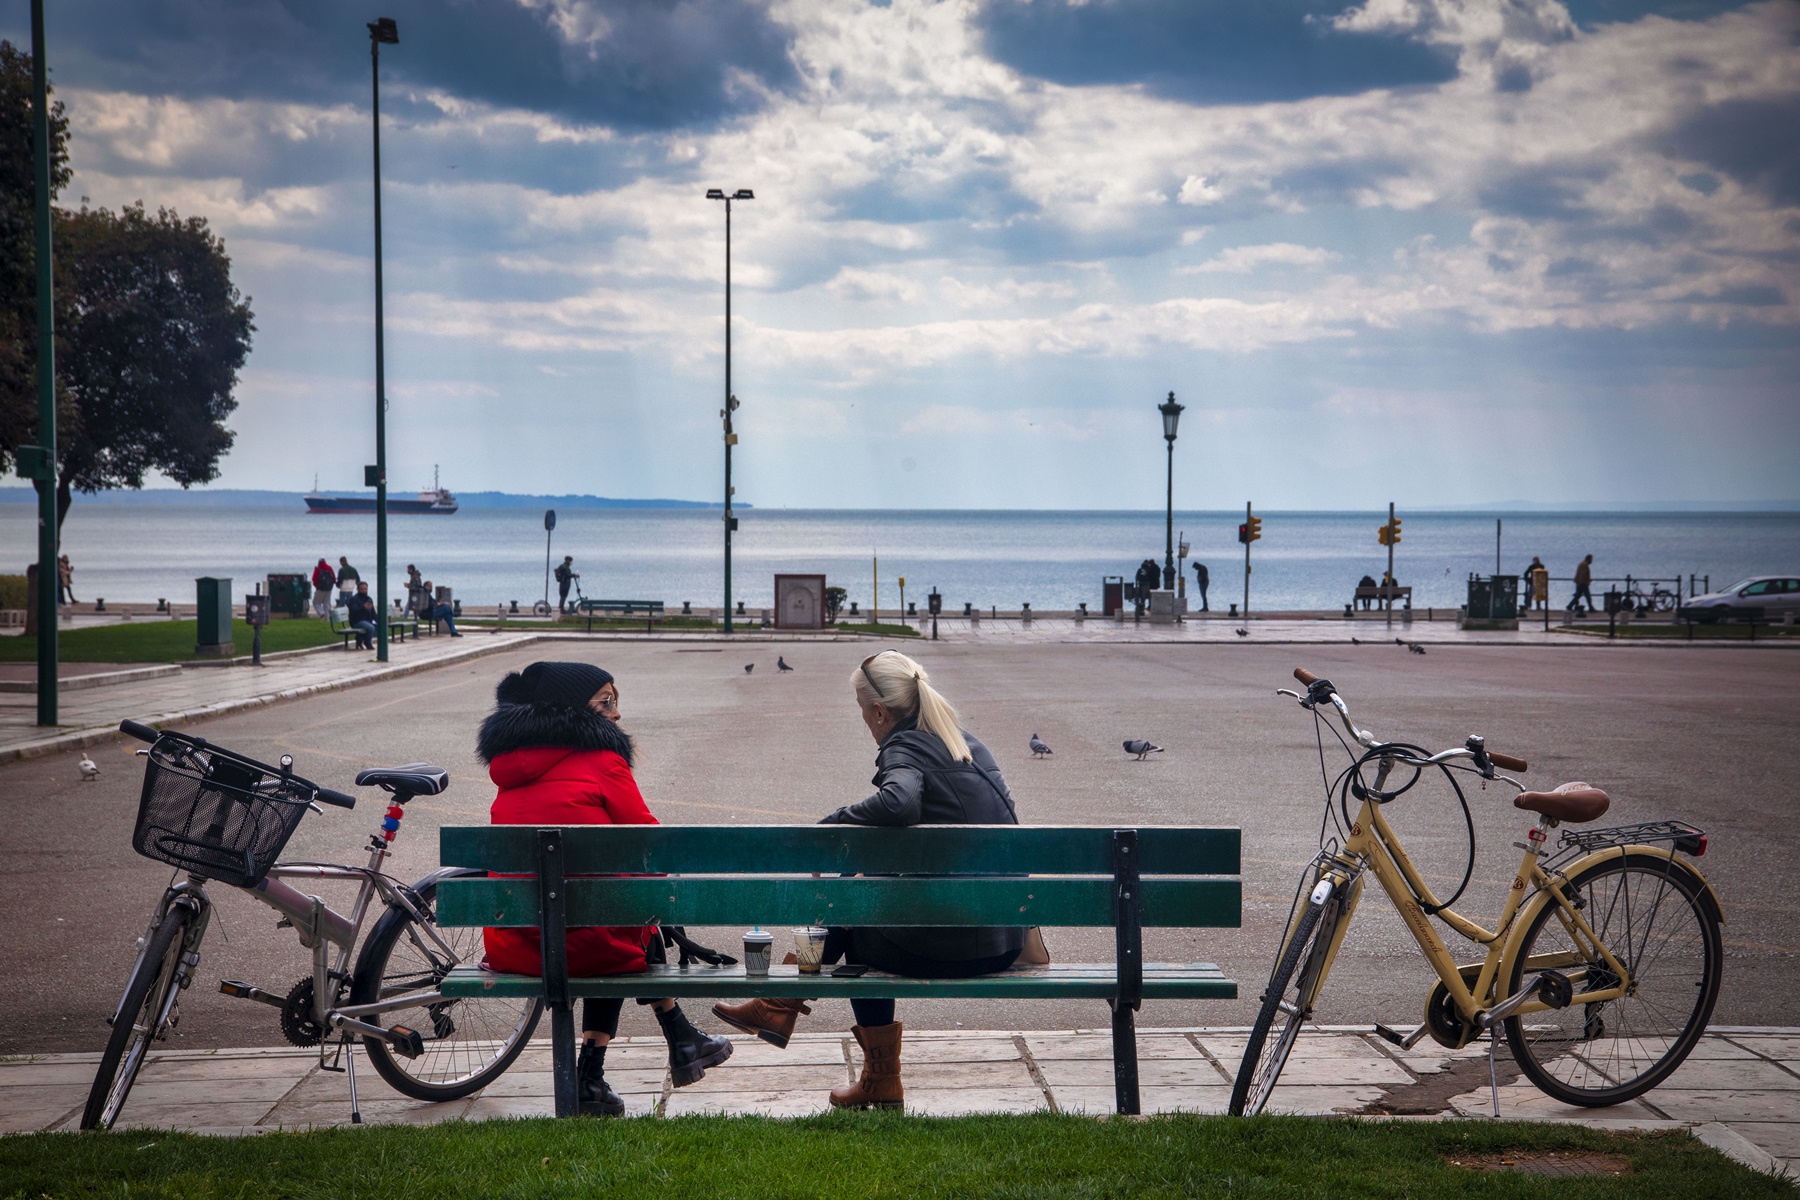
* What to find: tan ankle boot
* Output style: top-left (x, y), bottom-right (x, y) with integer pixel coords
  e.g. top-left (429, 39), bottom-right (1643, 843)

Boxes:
top-left (711, 997), bottom-right (811, 1049)
top-left (829, 1022), bottom-right (903, 1110)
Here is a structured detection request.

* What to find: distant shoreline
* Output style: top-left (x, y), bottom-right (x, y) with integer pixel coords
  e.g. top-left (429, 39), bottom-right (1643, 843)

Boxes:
top-left (0, 487), bottom-right (1795, 514)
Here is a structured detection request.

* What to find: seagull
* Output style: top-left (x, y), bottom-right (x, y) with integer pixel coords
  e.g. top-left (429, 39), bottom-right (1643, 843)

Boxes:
top-left (744, 663), bottom-right (755, 674)
top-left (777, 656), bottom-right (794, 672)
top-left (78, 755), bottom-right (100, 781)
top-left (1123, 739), bottom-right (1163, 761)
top-left (1409, 643), bottom-right (1427, 655)
top-left (1029, 733), bottom-right (1053, 758)
top-left (1234, 628), bottom-right (1249, 638)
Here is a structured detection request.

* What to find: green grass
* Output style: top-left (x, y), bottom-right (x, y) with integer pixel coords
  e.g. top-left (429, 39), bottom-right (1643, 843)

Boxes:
top-left (831, 621), bottom-right (921, 637)
top-left (1558, 621), bottom-right (1796, 640)
top-left (0, 1113), bottom-right (1783, 1199)
top-left (0, 618), bottom-right (342, 663)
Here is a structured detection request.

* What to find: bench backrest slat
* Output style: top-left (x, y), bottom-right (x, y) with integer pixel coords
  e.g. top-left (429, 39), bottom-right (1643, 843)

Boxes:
top-left (440, 825), bottom-right (1238, 877)
top-left (435, 875), bottom-right (1240, 930)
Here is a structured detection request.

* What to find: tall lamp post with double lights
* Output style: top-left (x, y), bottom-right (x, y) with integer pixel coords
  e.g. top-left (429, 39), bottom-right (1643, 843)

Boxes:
top-left (366, 16), bottom-right (399, 662)
top-left (1158, 391), bottom-right (1184, 590)
top-left (706, 187), bottom-right (753, 633)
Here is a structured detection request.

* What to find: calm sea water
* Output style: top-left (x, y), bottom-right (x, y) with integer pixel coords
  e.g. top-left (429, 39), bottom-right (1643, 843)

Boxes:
top-left (4, 504), bottom-right (1798, 613)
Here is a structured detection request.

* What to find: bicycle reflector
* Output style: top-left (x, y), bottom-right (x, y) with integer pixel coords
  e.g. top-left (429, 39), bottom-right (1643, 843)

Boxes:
top-left (1676, 831), bottom-right (1708, 857)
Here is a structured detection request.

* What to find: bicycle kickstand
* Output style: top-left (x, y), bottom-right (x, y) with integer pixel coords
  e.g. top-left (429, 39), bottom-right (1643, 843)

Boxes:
top-left (343, 1035), bottom-right (363, 1125)
top-left (1487, 1030), bottom-right (1500, 1119)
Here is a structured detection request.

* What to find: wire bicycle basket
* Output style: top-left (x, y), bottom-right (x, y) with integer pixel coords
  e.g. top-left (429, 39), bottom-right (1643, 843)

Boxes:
top-left (131, 738), bottom-right (313, 887)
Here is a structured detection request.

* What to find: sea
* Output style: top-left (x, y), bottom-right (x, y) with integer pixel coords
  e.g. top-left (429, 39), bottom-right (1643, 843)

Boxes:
top-left (4, 501), bottom-right (1798, 614)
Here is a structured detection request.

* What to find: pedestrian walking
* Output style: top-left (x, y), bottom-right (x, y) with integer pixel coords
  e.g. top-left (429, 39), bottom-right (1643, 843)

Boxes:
top-left (1571, 554), bottom-right (1595, 613)
top-left (554, 555), bottom-right (579, 615)
top-left (335, 556), bottom-right (361, 606)
top-left (310, 558), bottom-right (336, 618)
top-left (1192, 561), bottom-right (1209, 611)
top-left (56, 554), bottom-right (75, 606)
top-left (405, 564), bottom-right (424, 616)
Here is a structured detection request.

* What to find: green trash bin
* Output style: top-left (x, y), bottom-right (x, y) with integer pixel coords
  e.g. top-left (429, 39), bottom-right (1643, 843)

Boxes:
top-left (266, 573), bottom-right (308, 617)
top-left (195, 576), bottom-right (234, 656)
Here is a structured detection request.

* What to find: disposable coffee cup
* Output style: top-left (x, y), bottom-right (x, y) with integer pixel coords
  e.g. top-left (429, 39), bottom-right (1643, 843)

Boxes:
top-left (794, 926), bottom-right (830, 974)
top-left (743, 930), bottom-right (773, 976)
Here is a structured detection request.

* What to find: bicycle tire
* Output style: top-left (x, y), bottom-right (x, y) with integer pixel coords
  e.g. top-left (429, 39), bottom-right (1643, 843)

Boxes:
top-left (1504, 852), bottom-right (1721, 1107)
top-left (349, 876), bottom-right (541, 1101)
top-left (1230, 886), bottom-right (1335, 1116)
top-left (82, 905), bottom-right (194, 1130)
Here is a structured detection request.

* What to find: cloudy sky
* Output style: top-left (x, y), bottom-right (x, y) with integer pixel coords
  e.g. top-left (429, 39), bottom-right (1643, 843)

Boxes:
top-left (8, 0), bottom-right (1798, 509)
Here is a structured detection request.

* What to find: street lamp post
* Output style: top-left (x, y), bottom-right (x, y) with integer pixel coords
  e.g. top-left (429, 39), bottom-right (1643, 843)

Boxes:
top-left (1158, 391), bottom-right (1184, 590)
top-left (706, 187), bottom-right (753, 633)
top-left (367, 16), bottom-right (398, 662)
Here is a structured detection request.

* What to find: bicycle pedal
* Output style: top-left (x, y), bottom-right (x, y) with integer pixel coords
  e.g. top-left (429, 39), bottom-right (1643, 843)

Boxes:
top-left (386, 1025), bottom-right (425, 1059)
top-left (1373, 1022), bottom-right (1429, 1050)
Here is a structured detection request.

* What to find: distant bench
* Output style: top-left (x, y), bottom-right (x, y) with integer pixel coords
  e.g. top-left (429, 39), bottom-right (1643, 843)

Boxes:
top-left (577, 599), bottom-right (665, 632)
top-left (328, 607), bottom-right (417, 649)
top-left (1353, 585), bottom-right (1412, 611)
top-left (435, 823), bottom-right (1242, 1118)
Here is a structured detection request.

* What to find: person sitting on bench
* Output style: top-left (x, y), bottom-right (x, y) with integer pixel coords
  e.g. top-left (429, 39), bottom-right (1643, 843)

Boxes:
top-left (419, 581), bottom-right (462, 637)
top-left (478, 661), bottom-right (734, 1116)
top-left (345, 581), bottom-right (379, 651)
top-left (712, 649), bottom-right (1025, 1111)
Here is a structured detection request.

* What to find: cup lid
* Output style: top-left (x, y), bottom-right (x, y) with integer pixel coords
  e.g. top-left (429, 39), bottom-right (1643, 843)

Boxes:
top-left (743, 930), bottom-right (773, 943)
top-left (795, 926), bottom-right (831, 936)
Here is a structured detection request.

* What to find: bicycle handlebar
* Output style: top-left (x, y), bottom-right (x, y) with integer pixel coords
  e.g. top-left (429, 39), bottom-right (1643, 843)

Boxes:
top-left (117, 719), bottom-right (357, 810)
top-left (1294, 667), bottom-right (1320, 686)
top-left (314, 788), bottom-right (357, 809)
top-left (1487, 751), bottom-right (1528, 773)
top-left (120, 719), bottom-right (159, 743)
top-left (1283, 673), bottom-right (1528, 777)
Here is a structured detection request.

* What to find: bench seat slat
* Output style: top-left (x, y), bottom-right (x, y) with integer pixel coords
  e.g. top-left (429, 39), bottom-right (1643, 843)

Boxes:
top-left (435, 875), bottom-right (1241, 930)
top-left (440, 824), bottom-right (1240, 877)
top-left (439, 963), bottom-right (1236, 1001)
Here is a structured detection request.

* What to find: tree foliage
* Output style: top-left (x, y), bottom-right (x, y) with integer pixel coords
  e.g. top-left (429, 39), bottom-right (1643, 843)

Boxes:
top-left (0, 41), bottom-right (253, 532)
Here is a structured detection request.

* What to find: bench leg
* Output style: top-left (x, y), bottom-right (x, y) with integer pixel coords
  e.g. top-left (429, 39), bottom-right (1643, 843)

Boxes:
top-left (550, 1001), bottom-right (579, 1118)
top-left (1111, 1003), bottom-right (1140, 1115)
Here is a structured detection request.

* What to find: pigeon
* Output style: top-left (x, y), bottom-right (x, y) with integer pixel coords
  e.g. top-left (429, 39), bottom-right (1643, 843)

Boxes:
top-left (1234, 628), bottom-right (1249, 638)
top-left (1029, 733), bottom-right (1053, 758)
top-left (1409, 643), bottom-right (1426, 655)
top-left (1123, 739), bottom-right (1163, 761)
top-left (1395, 638), bottom-right (1406, 646)
top-left (744, 663), bottom-right (755, 674)
top-left (777, 656), bottom-right (794, 672)
top-left (1351, 637), bottom-right (1362, 646)
top-left (78, 755), bottom-right (100, 781)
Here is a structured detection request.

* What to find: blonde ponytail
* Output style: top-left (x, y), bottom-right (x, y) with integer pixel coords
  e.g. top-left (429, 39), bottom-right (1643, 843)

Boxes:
top-left (850, 650), bottom-right (972, 763)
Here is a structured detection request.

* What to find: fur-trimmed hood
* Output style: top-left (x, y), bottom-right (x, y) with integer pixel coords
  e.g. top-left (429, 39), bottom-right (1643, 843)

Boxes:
top-left (476, 701), bottom-right (634, 767)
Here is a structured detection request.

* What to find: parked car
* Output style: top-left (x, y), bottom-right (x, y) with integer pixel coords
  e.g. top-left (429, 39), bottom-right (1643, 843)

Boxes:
top-left (1684, 576), bottom-right (1800, 620)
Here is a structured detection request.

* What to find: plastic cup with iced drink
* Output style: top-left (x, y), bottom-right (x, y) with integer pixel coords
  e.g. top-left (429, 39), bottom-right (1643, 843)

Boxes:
top-left (794, 927), bottom-right (830, 974)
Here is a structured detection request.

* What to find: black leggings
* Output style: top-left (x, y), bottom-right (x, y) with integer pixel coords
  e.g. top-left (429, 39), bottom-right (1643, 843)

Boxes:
top-left (824, 928), bottom-right (1020, 1029)
top-left (581, 997), bottom-right (665, 1037)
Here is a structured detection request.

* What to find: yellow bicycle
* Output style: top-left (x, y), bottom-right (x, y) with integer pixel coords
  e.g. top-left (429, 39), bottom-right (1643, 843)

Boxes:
top-left (1231, 668), bottom-right (1724, 1116)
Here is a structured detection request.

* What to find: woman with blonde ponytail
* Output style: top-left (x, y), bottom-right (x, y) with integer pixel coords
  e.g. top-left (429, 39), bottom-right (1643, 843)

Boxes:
top-left (713, 649), bottom-right (1024, 1110)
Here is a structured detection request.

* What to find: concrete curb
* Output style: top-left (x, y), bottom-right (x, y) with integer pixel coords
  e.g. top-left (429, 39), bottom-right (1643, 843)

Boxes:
top-left (1692, 1122), bottom-right (1787, 1176)
top-left (0, 664), bottom-right (181, 693)
top-left (0, 634), bottom-right (534, 766)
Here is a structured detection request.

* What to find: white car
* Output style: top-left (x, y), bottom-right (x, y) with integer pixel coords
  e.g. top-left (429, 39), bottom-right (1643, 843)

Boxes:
top-left (1684, 576), bottom-right (1800, 619)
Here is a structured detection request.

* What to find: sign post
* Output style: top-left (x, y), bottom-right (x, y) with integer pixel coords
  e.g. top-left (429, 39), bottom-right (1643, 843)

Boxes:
top-left (542, 509), bottom-right (556, 613)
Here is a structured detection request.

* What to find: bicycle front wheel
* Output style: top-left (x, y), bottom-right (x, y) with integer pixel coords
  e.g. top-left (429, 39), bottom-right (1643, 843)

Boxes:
top-left (82, 905), bottom-right (194, 1130)
top-left (1231, 885), bottom-right (1337, 1116)
top-left (349, 876), bottom-right (541, 1101)
top-left (1505, 852), bottom-right (1722, 1107)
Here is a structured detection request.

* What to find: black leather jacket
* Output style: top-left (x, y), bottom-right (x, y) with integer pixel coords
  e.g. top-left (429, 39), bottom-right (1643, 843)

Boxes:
top-left (820, 718), bottom-right (1024, 961)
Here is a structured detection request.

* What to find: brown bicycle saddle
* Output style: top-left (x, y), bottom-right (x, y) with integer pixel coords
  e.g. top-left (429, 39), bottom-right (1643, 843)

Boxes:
top-left (1514, 781), bottom-right (1611, 823)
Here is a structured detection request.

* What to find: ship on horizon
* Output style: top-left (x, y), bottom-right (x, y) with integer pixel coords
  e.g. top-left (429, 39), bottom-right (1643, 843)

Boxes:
top-left (305, 466), bottom-right (458, 515)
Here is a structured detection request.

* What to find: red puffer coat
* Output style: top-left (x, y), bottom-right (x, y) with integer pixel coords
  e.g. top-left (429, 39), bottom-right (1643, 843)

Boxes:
top-left (478, 702), bottom-right (655, 976)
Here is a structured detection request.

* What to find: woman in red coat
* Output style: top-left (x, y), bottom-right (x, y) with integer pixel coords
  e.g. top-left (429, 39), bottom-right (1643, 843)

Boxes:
top-left (478, 660), bottom-right (732, 1115)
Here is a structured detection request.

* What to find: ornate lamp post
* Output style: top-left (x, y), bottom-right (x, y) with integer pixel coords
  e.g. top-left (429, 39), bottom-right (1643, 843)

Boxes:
top-left (706, 187), bottom-right (753, 633)
top-left (1158, 391), bottom-right (1184, 590)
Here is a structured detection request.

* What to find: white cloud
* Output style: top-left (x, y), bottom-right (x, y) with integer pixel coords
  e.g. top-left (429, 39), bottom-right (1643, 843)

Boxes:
top-left (1186, 243), bottom-right (1341, 273)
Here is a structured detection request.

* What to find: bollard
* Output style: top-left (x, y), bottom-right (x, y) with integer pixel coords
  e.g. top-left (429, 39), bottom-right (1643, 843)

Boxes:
top-left (682, 601), bottom-right (692, 616)
top-left (509, 599), bottom-right (519, 614)
top-left (1021, 603), bottom-right (1031, 622)
top-left (94, 598), bottom-right (105, 612)
top-left (157, 598), bottom-right (168, 613)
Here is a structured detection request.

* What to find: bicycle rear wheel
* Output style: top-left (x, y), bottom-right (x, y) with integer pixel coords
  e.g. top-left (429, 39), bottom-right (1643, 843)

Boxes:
top-left (82, 905), bottom-right (194, 1130)
top-left (1505, 853), bottom-right (1721, 1106)
top-left (1231, 884), bottom-right (1337, 1116)
top-left (349, 876), bottom-right (541, 1101)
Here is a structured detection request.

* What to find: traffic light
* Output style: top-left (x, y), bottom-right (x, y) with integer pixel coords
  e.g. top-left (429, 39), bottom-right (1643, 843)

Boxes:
top-left (1246, 515), bottom-right (1263, 543)
top-left (1237, 523), bottom-right (1249, 544)
top-left (1377, 517), bottom-right (1402, 546)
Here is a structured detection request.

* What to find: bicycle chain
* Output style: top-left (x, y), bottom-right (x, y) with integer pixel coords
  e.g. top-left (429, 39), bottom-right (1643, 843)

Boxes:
top-left (279, 978), bottom-right (324, 1047)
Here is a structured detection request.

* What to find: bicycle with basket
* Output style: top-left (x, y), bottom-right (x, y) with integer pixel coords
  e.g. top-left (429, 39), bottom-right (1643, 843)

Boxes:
top-left (1232, 668), bottom-right (1724, 1118)
top-left (81, 720), bottom-right (541, 1130)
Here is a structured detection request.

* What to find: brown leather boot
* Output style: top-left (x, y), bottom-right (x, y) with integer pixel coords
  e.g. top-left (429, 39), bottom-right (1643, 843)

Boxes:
top-left (829, 1022), bottom-right (903, 1110)
top-left (711, 997), bottom-right (811, 1049)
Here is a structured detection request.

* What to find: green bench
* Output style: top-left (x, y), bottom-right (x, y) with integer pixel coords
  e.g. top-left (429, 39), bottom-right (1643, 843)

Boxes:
top-left (435, 824), bottom-right (1241, 1117)
top-left (577, 599), bottom-right (665, 632)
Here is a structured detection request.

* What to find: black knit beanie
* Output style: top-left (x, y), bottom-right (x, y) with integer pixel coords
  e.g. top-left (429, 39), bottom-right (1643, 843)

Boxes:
top-left (495, 661), bottom-right (613, 710)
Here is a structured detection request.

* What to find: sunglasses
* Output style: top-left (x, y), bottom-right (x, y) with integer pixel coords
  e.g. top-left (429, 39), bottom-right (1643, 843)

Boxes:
top-left (860, 652), bottom-right (892, 702)
top-left (592, 690), bottom-right (619, 712)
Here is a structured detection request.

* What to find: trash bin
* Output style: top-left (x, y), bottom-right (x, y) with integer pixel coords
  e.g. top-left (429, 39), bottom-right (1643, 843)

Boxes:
top-left (1466, 576), bottom-right (1495, 620)
top-left (1490, 574), bottom-right (1519, 620)
top-left (1102, 576), bottom-right (1124, 617)
top-left (195, 577), bottom-right (234, 657)
top-left (266, 573), bottom-right (308, 617)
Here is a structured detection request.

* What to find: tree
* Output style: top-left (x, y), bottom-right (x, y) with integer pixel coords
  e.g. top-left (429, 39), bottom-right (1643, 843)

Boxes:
top-left (825, 586), bottom-right (848, 623)
top-left (0, 39), bottom-right (69, 479)
top-left (51, 202), bottom-right (254, 530)
top-left (0, 42), bottom-right (252, 532)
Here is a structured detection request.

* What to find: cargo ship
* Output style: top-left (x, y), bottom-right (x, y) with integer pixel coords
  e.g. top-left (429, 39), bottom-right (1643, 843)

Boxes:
top-left (304, 467), bottom-right (459, 514)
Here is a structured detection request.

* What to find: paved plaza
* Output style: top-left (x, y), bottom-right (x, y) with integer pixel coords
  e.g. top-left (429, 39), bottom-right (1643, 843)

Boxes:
top-left (3, 1027), bottom-right (1793, 1175)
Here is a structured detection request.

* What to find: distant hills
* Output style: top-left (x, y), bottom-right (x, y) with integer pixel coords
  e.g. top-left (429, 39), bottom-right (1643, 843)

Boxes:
top-left (0, 488), bottom-right (739, 510)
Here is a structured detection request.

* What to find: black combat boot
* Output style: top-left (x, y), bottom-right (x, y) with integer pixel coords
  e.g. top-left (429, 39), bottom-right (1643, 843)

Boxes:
top-left (656, 1003), bottom-right (734, 1087)
top-left (577, 1041), bottom-right (624, 1117)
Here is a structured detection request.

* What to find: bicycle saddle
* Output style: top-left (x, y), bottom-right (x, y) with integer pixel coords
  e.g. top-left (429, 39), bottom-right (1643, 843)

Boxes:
top-left (355, 763), bottom-right (449, 796)
top-left (1514, 782), bottom-right (1610, 824)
